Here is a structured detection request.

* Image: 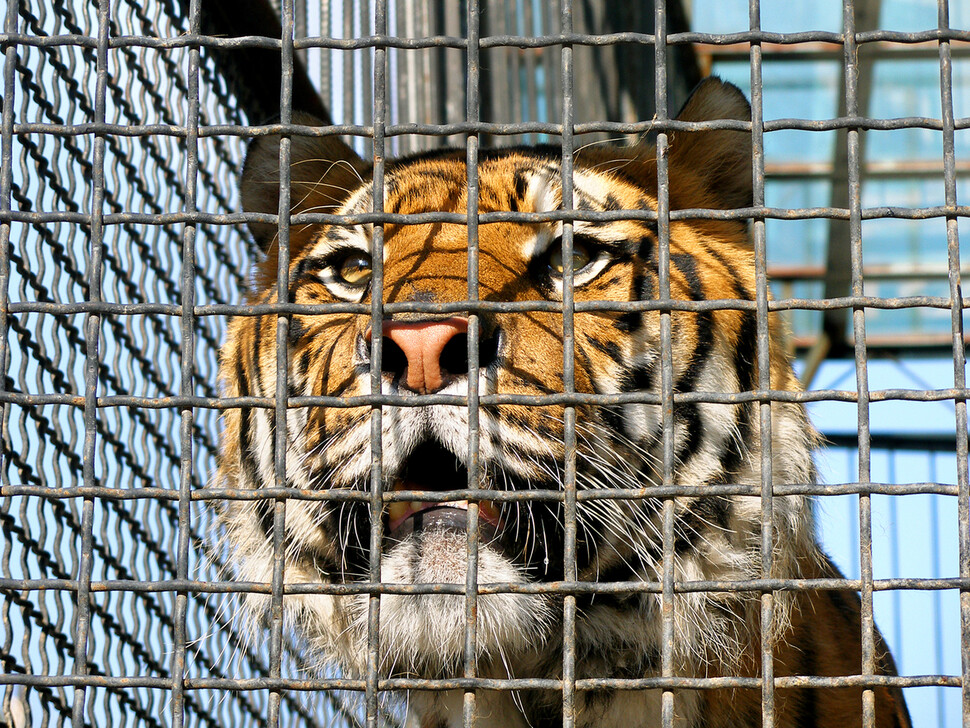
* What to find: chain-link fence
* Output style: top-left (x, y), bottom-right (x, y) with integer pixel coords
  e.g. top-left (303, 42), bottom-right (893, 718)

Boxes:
top-left (1, 0), bottom-right (967, 726)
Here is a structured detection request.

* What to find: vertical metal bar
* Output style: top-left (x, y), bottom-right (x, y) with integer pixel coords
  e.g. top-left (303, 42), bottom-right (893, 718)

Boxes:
top-left (653, 2), bottom-right (675, 727)
top-left (0, 0), bottom-right (18, 500)
top-left (748, 1), bottom-right (775, 726)
top-left (421, 0), bottom-right (436, 150)
top-left (293, 0), bottom-right (307, 69)
top-left (928, 457), bottom-right (948, 723)
top-left (935, 2), bottom-right (970, 724)
top-left (269, 0), bottom-right (297, 724)
top-left (521, 0), bottom-right (539, 142)
top-left (320, 0), bottom-right (331, 105)
top-left (840, 1), bottom-right (875, 725)
top-left (544, 0), bottom-right (561, 141)
top-left (360, 0), bottom-right (374, 158)
top-left (402, 0), bottom-right (418, 154)
top-left (367, 0), bottom-right (388, 724)
top-left (0, 0), bottom-right (18, 717)
top-left (73, 0), bottom-right (111, 723)
top-left (343, 0), bottom-right (354, 132)
top-left (171, 0), bottom-right (203, 724)
top-left (559, 0), bottom-right (577, 725)
top-left (463, 1), bottom-right (481, 725)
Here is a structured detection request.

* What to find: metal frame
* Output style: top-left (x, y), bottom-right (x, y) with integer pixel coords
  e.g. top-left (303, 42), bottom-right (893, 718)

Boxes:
top-left (1, 1), bottom-right (968, 727)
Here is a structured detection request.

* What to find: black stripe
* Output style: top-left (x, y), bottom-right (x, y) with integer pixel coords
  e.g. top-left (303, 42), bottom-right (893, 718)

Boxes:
top-left (673, 494), bottom-right (731, 555)
top-left (698, 244), bottom-right (758, 477)
top-left (297, 349), bottom-right (312, 379)
top-left (251, 318), bottom-right (266, 396)
top-left (248, 410), bottom-right (276, 538)
top-left (288, 317), bottom-right (307, 344)
top-left (585, 335), bottom-right (624, 367)
top-left (614, 311), bottom-right (643, 333)
top-left (636, 235), bottom-right (653, 261)
top-left (799, 618), bottom-right (819, 728)
top-left (513, 169), bottom-right (530, 202)
top-left (630, 363), bottom-right (655, 392)
top-left (290, 255), bottom-right (330, 294)
top-left (669, 253), bottom-right (713, 466)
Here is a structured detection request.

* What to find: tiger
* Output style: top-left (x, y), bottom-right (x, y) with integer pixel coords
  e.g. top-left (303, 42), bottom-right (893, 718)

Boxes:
top-left (216, 77), bottom-right (912, 728)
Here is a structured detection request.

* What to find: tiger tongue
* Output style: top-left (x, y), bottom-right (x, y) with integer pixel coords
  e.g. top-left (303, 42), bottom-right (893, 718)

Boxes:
top-left (387, 480), bottom-right (501, 535)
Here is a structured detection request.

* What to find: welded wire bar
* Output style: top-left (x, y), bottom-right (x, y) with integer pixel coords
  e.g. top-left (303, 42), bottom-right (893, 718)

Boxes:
top-left (25, 573), bottom-right (970, 595)
top-left (359, 0), bottom-right (373, 158)
top-left (8, 292), bottom-right (970, 319)
top-left (268, 0), bottom-right (298, 725)
top-left (73, 0), bottom-right (111, 724)
top-left (170, 0), bottom-right (203, 724)
top-left (319, 0), bottom-right (330, 102)
top-left (841, 2), bottom-right (877, 726)
top-left (5, 200), bottom-right (970, 228)
top-left (5, 27), bottom-right (970, 52)
top-left (10, 384), bottom-right (970, 412)
top-left (342, 0), bottom-right (353, 133)
top-left (0, 0), bottom-right (14, 719)
top-left (0, 670), bottom-right (964, 693)
top-left (559, 0), bottom-right (578, 725)
top-left (936, 1), bottom-right (970, 723)
top-left (463, 0), bottom-right (482, 725)
top-left (366, 0), bottom-right (388, 723)
top-left (4, 477), bottom-right (968, 503)
top-left (0, 0), bottom-right (17, 482)
top-left (748, 0), bottom-right (776, 725)
top-left (4, 573), bottom-right (970, 598)
top-left (0, 670), bottom-right (960, 693)
top-left (9, 113), bottom-right (970, 139)
top-left (653, 1), bottom-right (676, 726)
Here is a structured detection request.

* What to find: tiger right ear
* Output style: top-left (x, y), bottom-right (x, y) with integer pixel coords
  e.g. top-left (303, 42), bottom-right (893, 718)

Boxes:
top-left (240, 113), bottom-right (369, 253)
top-left (667, 77), bottom-right (753, 210)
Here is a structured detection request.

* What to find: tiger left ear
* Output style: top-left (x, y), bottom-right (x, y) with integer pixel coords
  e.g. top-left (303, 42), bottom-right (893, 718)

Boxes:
top-left (667, 77), bottom-right (752, 210)
top-left (240, 112), bottom-right (369, 253)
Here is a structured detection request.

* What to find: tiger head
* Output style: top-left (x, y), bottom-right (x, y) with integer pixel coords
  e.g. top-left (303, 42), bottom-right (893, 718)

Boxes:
top-left (218, 78), bottom-right (817, 680)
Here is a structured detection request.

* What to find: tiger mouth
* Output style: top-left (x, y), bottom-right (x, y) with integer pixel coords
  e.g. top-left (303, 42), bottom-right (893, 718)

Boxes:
top-left (385, 441), bottom-right (502, 542)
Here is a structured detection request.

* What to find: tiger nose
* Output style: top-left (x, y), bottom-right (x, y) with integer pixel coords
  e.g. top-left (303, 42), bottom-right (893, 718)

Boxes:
top-left (379, 318), bottom-right (470, 394)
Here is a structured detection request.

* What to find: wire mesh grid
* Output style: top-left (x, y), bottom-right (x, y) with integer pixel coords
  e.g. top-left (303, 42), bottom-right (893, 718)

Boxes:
top-left (0, 0), bottom-right (967, 727)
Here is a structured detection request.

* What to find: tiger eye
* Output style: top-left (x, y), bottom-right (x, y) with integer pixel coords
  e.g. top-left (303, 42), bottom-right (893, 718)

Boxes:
top-left (548, 241), bottom-right (592, 275)
top-left (337, 252), bottom-right (372, 286)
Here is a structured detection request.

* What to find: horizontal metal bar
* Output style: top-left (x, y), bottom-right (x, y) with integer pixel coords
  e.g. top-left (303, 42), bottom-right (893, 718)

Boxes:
top-left (6, 294), bottom-right (970, 319)
top-left (699, 39), bottom-right (970, 63)
top-left (2, 479), bottom-right (962, 504)
top-left (0, 480), bottom-right (959, 510)
top-left (3, 205), bottom-right (969, 231)
top-left (3, 387), bottom-right (970, 410)
top-left (2, 576), bottom-right (967, 598)
top-left (0, 672), bottom-right (961, 693)
top-left (3, 27), bottom-right (966, 52)
top-left (11, 113), bottom-right (970, 139)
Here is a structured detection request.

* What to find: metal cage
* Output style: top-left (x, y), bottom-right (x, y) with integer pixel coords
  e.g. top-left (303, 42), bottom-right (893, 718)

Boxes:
top-left (0, 0), bottom-right (967, 727)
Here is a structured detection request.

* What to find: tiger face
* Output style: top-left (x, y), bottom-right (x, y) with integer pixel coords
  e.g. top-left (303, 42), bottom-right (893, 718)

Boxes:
top-left (218, 79), bottom-right (910, 728)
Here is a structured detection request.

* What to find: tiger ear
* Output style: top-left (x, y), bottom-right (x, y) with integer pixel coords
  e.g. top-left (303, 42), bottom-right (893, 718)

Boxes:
top-left (667, 77), bottom-right (752, 209)
top-left (240, 112), bottom-right (368, 253)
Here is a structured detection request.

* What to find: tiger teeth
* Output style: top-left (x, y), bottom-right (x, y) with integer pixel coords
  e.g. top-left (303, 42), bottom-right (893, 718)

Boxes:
top-left (386, 497), bottom-right (501, 529)
top-left (387, 500), bottom-right (411, 525)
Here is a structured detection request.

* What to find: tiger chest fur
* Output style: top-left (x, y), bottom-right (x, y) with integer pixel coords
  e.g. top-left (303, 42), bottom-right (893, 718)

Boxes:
top-left (216, 79), bottom-right (910, 728)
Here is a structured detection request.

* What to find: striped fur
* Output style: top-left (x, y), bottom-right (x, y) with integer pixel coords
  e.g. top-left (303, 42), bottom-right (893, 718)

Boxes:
top-left (217, 78), bottom-right (910, 728)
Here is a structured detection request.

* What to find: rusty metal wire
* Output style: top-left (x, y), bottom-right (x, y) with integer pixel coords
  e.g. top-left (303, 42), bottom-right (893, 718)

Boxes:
top-left (0, 0), bottom-right (967, 727)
